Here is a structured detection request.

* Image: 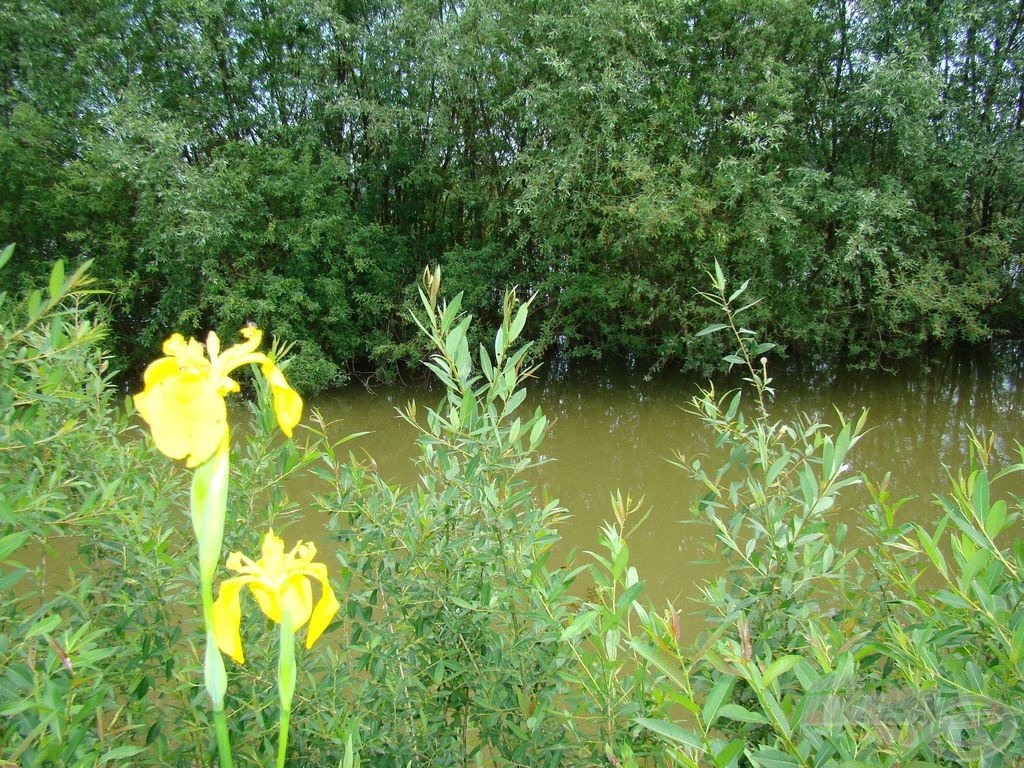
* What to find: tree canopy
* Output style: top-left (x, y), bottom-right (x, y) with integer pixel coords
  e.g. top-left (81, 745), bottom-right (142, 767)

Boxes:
top-left (2, 0), bottom-right (1022, 391)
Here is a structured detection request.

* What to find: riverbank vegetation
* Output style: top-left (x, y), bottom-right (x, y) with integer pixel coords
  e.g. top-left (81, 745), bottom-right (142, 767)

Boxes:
top-left (3, 255), bottom-right (1022, 765)
top-left (2, 0), bottom-right (1023, 392)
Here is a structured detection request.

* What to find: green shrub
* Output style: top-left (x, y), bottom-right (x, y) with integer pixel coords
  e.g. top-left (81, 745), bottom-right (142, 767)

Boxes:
top-left (8, 251), bottom-right (1021, 768)
top-left (623, 263), bottom-right (1024, 767)
top-left (0, 246), bottom-right (192, 765)
top-left (0, 253), bottom-right (651, 766)
top-left (313, 273), bottom-right (580, 765)
top-left (0, 248), bottom-right (345, 766)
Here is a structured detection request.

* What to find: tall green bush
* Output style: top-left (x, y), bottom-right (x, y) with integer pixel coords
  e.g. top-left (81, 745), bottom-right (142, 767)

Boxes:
top-left (6, 251), bottom-right (1024, 767)
top-left (0, 246), bottom-right (192, 765)
top-left (315, 271), bottom-right (582, 765)
top-left (4, 0), bottom-right (1022, 385)
top-left (0, 256), bottom-right (653, 766)
top-left (622, 264), bottom-right (1024, 767)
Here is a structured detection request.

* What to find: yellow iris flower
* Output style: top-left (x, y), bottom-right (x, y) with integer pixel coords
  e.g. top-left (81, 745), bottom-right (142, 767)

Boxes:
top-left (212, 530), bottom-right (339, 664)
top-left (134, 327), bottom-right (303, 467)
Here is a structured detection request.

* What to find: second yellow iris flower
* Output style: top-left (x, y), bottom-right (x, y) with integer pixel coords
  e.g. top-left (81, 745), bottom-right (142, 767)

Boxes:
top-left (212, 530), bottom-right (340, 664)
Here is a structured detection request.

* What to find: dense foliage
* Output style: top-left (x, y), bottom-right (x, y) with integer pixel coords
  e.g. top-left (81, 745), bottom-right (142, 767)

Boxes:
top-left (620, 268), bottom-right (1024, 767)
top-left (4, 259), bottom-right (1024, 765)
top-left (2, 0), bottom-right (1023, 392)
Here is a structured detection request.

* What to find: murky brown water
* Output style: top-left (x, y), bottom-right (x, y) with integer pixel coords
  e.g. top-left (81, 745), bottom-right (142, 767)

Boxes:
top-left (290, 343), bottom-right (1024, 608)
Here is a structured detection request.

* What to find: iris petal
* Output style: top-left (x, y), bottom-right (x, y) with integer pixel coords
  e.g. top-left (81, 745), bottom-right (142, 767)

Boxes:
top-left (134, 367), bottom-right (226, 466)
top-left (262, 362), bottom-right (303, 437)
top-left (212, 577), bottom-right (250, 664)
top-left (305, 564), bottom-right (340, 649)
top-left (281, 577), bottom-right (314, 630)
top-left (253, 582), bottom-right (286, 624)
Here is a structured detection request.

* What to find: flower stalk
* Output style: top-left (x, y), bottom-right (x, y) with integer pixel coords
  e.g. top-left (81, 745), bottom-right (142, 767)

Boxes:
top-left (134, 327), bottom-right (303, 768)
top-left (276, 606), bottom-right (296, 768)
top-left (192, 447), bottom-right (232, 767)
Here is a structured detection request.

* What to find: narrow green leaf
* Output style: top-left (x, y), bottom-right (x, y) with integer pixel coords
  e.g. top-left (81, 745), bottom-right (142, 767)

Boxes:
top-left (821, 436), bottom-right (835, 478)
top-left (756, 688), bottom-right (792, 737)
top-left (0, 530), bottom-right (31, 562)
top-left (99, 745), bottom-right (147, 763)
top-left (750, 747), bottom-right (800, 768)
top-left (494, 324), bottom-right (505, 361)
top-left (958, 549), bottom-right (991, 594)
top-left (702, 675), bottom-right (736, 727)
top-left (423, 359), bottom-right (455, 389)
top-left (26, 613), bottom-right (61, 639)
top-left (985, 499), bottom-right (1008, 540)
top-left (809, 495), bottom-right (835, 515)
top-left (630, 640), bottom-right (690, 690)
top-left (439, 291), bottom-right (463, 332)
top-left (502, 387), bottom-right (527, 417)
top-left (697, 323), bottom-right (729, 337)
top-left (48, 259), bottom-right (65, 300)
top-left (934, 588), bottom-right (971, 610)
top-left (1010, 615), bottom-right (1024, 666)
top-left (561, 610), bottom-right (598, 642)
top-left (761, 655), bottom-right (803, 689)
top-left (798, 465), bottom-right (817, 506)
top-left (971, 469), bottom-right (990, 524)
top-left (459, 388), bottom-right (474, 427)
top-left (509, 301), bottom-right (529, 343)
top-left (342, 734), bottom-right (355, 768)
top-left (635, 717), bottom-right (703, 751)
top-left (615, 580), bottom-right (645, 614)
top-left (917, 526), bottom-right (949, 579)
top-left (834, 420), bottom-right (853, 469)
top-left (605, 627), bottom-right (620, 661)
top-left (611, 537), bottom-right (629, 579)
top-left (965, 661), bottom-right (985, 692)
top-left (26, 288), bottom-right (42, 319)
top-left (765, 454), bottom-right (790, 486)
top-left (445, 316), bottom-right (472, 375)
top-left (717, 703), bottom-right (768, 724)
top-left (479, 344), bottom-right (494, 383)
top-left (0, 243), bottom-right (13, 271)
top-left (529, 414), bottom-right (547, 449)
top-left (728, 278), bottom-right (750, 303)
top-left (714, 739), bottom-right (745, 768)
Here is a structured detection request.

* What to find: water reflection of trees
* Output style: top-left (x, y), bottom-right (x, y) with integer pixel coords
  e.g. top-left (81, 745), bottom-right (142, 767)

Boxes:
top-left (321, 346), bottom-right (1024, 506)
top-left (532, 346), bottom-right (1024, 509)
top-left (533, 363), bottom-right (706, 526)
top-left (774, 343), bottom-right (1024, 496)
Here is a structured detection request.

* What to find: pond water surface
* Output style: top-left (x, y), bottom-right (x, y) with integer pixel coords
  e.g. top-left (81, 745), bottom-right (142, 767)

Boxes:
top-left (290, 343), bottom-right (1024, 610)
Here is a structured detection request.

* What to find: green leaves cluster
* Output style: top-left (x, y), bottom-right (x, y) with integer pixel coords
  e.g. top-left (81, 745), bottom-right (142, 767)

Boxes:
top-left (0, 252), bottom-right (352, 766)
top-left (0, 248), bottom-right (191, 765)
top-left (314, 274), bottom-right (580, 765)
top-left (5, 255), bottom-right (1024, 767)
top-left (2, 0), bottom-right (1023, 388)
top-left (619, 266), bottom-right (1024, 767)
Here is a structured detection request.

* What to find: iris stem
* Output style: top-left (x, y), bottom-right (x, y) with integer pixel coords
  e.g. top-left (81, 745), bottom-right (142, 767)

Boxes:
top-left (201, 575), bottom-right (234, 768)
top-left (192, 450), bottom-right (233, 768)
top-left (277, 608), bottom-right (297, 768)
top-left (212, 705), bottom-right (233, 768)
